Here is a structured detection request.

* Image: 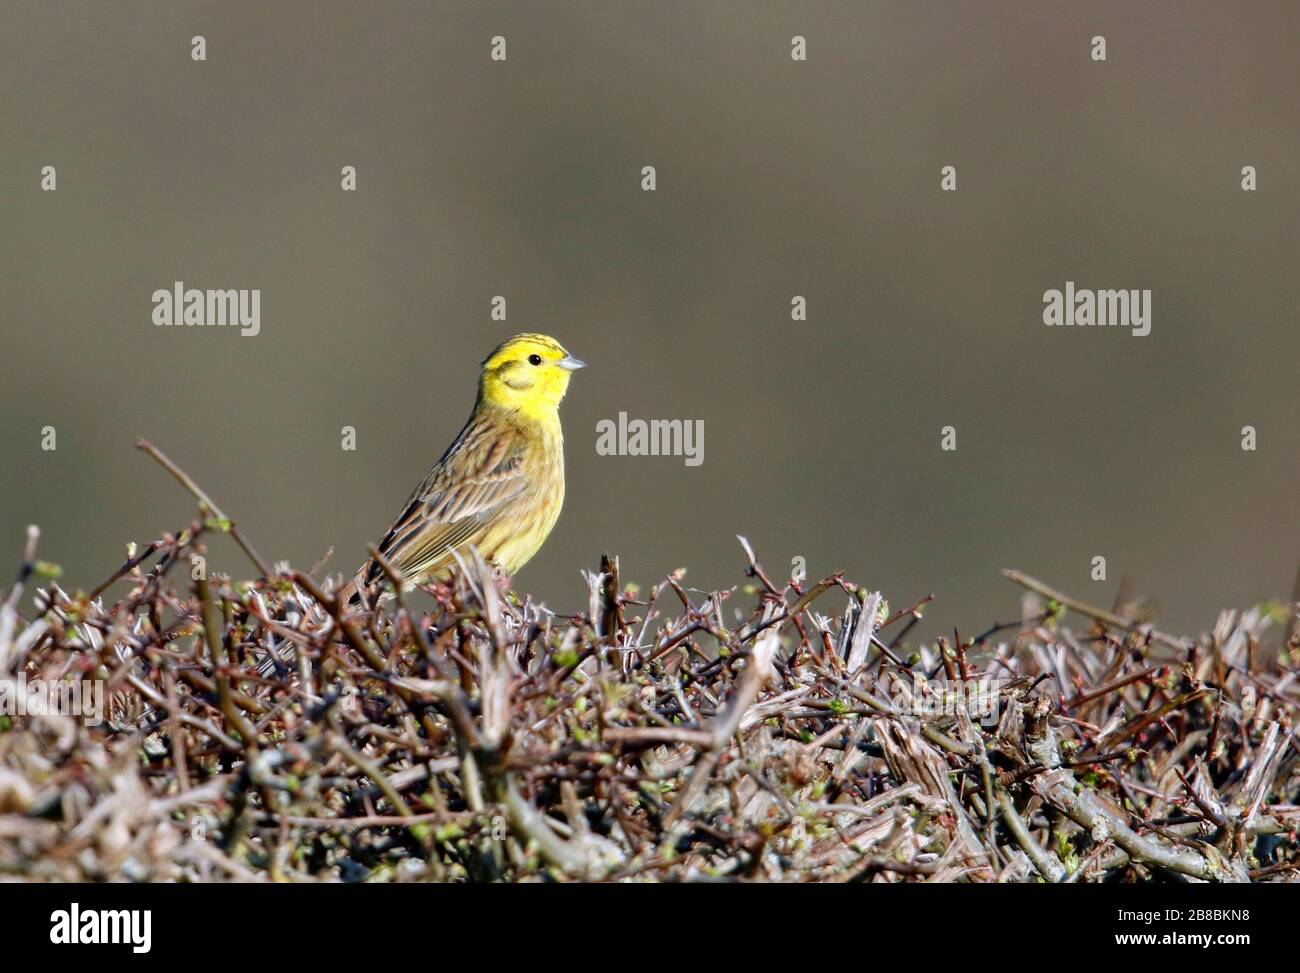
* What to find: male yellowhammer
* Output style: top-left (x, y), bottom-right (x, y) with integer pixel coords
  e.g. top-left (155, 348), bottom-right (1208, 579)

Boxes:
top-left (344, 333), bottom-right (584, 607)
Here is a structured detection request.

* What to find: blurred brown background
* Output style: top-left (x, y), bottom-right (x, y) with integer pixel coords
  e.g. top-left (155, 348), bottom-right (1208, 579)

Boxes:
top-left (3, 1), bottom-right (1297, 643)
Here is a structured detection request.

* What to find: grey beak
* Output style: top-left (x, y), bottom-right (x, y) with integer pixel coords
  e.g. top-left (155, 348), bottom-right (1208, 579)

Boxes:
top-left (557, 355), bottom-right (586, 371)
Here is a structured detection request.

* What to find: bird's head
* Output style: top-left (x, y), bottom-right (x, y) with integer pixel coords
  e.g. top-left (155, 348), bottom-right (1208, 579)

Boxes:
top-left (479, 333), bottom-right (585, 420)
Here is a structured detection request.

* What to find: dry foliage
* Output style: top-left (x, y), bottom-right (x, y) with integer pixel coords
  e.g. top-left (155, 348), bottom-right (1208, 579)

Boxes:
top-left (0, 447), bottom-right (1297, 882)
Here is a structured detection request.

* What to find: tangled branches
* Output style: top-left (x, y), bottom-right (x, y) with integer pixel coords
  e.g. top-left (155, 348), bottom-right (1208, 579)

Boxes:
top-left (0, 458), bottom-right (1297, 881)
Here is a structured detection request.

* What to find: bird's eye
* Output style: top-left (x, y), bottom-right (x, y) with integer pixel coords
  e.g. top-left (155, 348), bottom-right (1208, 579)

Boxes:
top-left (527, 354), bottom-right (543, 366)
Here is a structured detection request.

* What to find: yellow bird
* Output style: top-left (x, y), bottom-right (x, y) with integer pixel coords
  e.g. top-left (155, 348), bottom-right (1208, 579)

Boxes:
top-left (346, 333), bottom-right (584, 607)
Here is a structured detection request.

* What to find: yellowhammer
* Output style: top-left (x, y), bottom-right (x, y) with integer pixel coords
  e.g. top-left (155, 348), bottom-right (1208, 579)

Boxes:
top-left (344, 333), bottom-right (584, 607)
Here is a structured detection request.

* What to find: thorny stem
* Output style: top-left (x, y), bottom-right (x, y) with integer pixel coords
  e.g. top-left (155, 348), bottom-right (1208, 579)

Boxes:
top-left (1003, 569), bottom-right (1193, 652)
top-left (137, 438), bottom-right (271, 577)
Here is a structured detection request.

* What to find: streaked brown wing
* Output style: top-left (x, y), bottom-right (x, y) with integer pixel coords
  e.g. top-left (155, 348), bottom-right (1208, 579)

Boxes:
top-left (364, 418), bottom-right (527, 586)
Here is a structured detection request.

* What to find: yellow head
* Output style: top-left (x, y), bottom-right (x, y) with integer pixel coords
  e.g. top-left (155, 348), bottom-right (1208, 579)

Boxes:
top-left (478, 333), bottom-right (585, 421)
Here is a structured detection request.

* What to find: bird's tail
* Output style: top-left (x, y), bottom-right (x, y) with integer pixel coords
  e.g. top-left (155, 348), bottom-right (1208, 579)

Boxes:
top-left (335, 576), bottom-right (364, 610)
